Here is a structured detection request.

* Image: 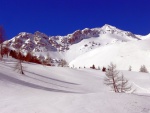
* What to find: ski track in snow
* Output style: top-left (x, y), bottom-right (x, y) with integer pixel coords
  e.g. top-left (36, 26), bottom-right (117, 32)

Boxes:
top-left (132, 82), bottom-right (150, 93)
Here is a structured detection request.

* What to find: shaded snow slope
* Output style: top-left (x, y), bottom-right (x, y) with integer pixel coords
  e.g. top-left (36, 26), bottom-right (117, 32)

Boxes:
top-left (0, 57), bottom-right (150, 113)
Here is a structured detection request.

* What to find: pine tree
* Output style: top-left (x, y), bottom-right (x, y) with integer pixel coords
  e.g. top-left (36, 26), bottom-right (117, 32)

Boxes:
top-left (102, 67), bottom-right (106, 72)
top-left (140, 65), bottom-right (148, 73)
top-left (92, 64), bottom-right (95, 69)
top-left (90, 64), bottom-right (95, 69)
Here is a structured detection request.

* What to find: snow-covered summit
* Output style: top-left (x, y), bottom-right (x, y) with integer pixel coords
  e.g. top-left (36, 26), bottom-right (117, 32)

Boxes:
top-left (96, 24), bottom-right (140, 40)
top-left (101, 24), bottom-right (117, 30)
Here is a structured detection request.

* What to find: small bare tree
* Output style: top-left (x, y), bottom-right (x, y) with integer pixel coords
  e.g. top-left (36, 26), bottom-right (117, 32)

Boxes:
top-left (104, 63), bottom-right (120, 92)
top-left (139, 65), bottom-right (148, 73)
top-left (119, 73), bottom-right (132, 93)
top-left (104, 63), bottom-right (132, 93)
top-left (58, 59), bottom-right (68, 67)
top-left (14, 49), bottom-right (24, 75)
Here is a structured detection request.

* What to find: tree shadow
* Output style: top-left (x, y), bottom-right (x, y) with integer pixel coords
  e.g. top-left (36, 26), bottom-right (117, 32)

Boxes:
top-left (0, 62), bottom-right (79, 85)
top-left (26, 70), bottom-right (80, 85)
top-left (25, 75), bottom-right (74, 89)
top-left (0, 73), bottom-right (79, 93)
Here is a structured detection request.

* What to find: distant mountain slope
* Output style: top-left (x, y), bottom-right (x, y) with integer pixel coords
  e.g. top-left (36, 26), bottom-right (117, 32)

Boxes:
top-left (4, 24), bottom-right (150, 71)
top-left (69, 39), bottom-right (150, 71)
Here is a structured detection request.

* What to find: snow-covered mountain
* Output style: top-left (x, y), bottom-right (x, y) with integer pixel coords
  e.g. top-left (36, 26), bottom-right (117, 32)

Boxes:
top-left (6, 24), bottom-right (140, 53)
top-left (5, 24), bottom-right (150, 71)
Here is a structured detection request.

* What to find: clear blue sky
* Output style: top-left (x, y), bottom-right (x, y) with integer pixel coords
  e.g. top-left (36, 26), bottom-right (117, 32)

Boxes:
top-left (0, 0), bottom-right (150, 39)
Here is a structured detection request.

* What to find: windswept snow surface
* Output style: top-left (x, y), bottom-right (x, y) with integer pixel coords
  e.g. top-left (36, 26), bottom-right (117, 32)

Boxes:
top-left (0, 57), bottom-right (150, 113)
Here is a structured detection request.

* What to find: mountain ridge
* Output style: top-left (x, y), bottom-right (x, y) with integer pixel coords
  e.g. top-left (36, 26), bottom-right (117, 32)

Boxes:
top-left (5, 24), bottom-right (144, 53)
top-left (3, 24), bottom-right (150, 71)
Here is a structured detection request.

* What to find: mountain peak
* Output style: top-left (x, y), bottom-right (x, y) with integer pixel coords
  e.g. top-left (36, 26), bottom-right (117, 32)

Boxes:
top-left (103, 24), bottom-right (114, 27)
top-left (101, 24), bottom-right (116, 29)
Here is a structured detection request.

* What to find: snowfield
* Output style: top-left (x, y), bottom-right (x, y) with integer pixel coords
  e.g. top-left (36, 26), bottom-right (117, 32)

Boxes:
top-left (69, 39), bottom-right (150, 71)
top-left (0, 57), bottom-right (150, 113)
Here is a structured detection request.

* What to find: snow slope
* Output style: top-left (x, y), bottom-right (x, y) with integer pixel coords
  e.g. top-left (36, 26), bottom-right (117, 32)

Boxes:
top-left (69, 39), bottom-right (150, 71)
top-left (0, 57), bottom-right (150, 113)
top-left (136, 33), bottom-right (150, 40)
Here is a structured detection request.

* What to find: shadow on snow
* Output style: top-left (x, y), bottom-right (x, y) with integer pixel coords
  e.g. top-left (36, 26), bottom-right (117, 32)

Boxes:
top-left (0, 72), bottom-right (80, 94)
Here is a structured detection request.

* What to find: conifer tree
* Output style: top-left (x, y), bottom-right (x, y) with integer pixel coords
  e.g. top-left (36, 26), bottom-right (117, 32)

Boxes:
top-left (140, 65), bottom-right (148, 73)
